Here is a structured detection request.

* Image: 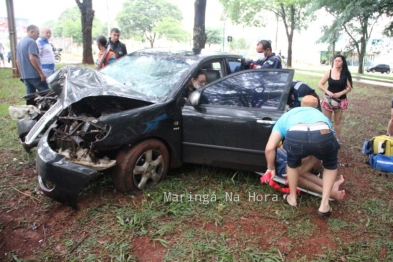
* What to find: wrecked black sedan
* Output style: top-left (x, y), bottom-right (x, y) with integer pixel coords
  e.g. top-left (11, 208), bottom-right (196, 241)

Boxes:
top-left (14, 49), bottom-right (294, 207)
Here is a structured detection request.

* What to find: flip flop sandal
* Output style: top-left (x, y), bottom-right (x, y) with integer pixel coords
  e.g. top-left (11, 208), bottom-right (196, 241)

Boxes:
top-left (283, 194), bottom-right (297, 207)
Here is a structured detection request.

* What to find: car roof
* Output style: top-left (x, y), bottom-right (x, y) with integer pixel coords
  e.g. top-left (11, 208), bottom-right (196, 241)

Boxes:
top-left (131, 48), bottom-right (243, 61)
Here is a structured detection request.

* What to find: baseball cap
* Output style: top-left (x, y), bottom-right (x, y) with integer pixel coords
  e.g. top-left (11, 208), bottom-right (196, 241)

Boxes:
top-left (301, 95), bottom-right (318, 108)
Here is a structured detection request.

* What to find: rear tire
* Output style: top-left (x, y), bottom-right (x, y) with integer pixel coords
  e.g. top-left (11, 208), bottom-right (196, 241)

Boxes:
top-left (371, 69), bottom-right (375, 73)
top-left (55, 55), bottom-right (61, 63)
top-left (112, 139), bottom-right (169, 193)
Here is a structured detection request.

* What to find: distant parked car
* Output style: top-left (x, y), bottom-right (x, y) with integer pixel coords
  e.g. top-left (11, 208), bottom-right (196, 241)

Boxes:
top-left (366, 64), bottom-right (390, 74)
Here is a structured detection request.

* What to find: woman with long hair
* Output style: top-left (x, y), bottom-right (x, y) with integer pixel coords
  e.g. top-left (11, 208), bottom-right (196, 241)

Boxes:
top-left (318, 54), bottom-right (353, 141)
top-left (182, 69), bottom-right (207, 98)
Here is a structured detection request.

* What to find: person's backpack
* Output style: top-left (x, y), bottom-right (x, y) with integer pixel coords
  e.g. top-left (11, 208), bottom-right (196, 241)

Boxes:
top-left (362, 135), bottom-right (393, 172)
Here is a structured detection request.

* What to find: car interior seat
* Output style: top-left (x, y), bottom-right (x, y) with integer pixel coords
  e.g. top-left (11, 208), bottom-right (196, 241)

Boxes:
top-left (204, 69), bottom-right (221, 83)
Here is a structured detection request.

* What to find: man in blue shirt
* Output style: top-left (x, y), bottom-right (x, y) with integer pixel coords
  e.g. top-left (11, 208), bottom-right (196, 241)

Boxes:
top-left (251, 40), bottom-right (282, 69)
top-left (36, 28), bottom-right (56, 78)
top-left (16, 25), bottom-right (49, 95)
top-left (264, 95), bottom-right (340, 217)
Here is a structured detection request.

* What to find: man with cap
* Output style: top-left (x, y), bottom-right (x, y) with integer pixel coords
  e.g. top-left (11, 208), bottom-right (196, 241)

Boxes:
top-left (287, 81), bottom-right (321, 111)
top-left (264, 95), bottom-right (340, 217)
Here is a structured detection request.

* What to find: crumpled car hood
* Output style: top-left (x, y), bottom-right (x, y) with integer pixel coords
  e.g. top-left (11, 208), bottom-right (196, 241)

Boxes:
top-left (48, 65), bottom-right (152, 108)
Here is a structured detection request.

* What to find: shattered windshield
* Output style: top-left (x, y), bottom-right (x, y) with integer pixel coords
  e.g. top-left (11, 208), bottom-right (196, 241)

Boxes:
top-left (100, 54), bottom-right (193, 99)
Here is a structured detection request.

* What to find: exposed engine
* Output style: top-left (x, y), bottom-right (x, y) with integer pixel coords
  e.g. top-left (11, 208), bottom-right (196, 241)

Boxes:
top-left (47, 96), bottom-right (145, 171)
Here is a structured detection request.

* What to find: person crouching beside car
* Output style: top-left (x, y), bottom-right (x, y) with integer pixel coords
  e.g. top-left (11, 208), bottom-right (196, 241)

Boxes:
top-left (264, 95), bottom-right (340, 218)
top-left (95, 35), bottom-right (117, 69)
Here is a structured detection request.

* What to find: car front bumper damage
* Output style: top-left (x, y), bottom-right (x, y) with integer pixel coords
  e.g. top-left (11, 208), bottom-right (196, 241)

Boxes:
top-left (37, 130), bottom-right (102, 208)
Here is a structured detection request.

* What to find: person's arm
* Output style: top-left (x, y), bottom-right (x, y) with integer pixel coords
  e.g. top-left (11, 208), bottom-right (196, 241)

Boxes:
top-left (122, 43), bottom-right (127, 55)
top-left (264, 131), bottom-right (283, 179)
top-left (318, 70), bottom-right (333, 96)
top-left (16, 57), bottom-right (22, 78)
top-left (29, 54), bottom-right (46, 82)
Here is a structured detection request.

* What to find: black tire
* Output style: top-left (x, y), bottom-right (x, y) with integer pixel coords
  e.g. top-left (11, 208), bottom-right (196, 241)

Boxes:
top-left (386, 70), bottom-right (390, 74)
top-left (112, 139), bottom-right (169, 193)
top-left (55, 55), bottom-right (61, 63)
top-left (371, 69), bottom-right (375, 73)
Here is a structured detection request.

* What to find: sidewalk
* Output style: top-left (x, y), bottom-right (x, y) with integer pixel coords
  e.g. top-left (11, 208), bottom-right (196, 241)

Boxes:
top-left (292, 62), bottom-right (393, 85)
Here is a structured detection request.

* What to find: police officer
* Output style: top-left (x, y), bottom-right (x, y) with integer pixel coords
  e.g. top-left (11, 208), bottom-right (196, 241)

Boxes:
top-left (252, 40), bottom-right (282, 69)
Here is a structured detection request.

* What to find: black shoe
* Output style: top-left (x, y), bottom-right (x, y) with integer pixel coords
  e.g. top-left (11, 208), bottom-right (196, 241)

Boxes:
top-left (317, 207), bottom-right (332, 217)
top-left (283, 194), bottom-right (297, 207)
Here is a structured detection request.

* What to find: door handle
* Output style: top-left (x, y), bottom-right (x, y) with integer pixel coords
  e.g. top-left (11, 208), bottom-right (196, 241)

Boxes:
top-left (257, 120), bottom-right (276, 124)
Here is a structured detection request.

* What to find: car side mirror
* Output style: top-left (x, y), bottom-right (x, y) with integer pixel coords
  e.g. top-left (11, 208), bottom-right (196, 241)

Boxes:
top-left (188, 90), bottom-right (201, 106)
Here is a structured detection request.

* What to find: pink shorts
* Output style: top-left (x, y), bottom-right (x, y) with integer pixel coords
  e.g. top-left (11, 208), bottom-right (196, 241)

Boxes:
top-left (321, 98), bottom-right (348, 112)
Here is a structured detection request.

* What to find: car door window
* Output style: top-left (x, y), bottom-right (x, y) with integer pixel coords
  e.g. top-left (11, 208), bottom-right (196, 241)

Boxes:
top-left (227, 60), bottom-right (242, 74)
top-left (201, 70), bottom-right (291, 109)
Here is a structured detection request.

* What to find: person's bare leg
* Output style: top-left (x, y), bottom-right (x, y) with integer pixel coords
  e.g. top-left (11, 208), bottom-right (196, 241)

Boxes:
top-left (319, 168), bottom-right (337, 213)
top-left (298, 156), bottom-right (319, 174)
top-left (387, 108), bottom-right (393, 135)
top-left (286, 166), bottom-right (299, 206)
top-left (323, 108), bottom-right (333, 121)
top-left (333, 110), bottom-right (343, 140)
top-left (298, 173), bottom-right (345, 200)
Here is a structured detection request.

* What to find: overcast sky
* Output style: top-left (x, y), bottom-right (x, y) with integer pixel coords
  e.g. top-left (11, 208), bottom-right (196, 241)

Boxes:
top-left (0, 0), bottom-right (223, 31)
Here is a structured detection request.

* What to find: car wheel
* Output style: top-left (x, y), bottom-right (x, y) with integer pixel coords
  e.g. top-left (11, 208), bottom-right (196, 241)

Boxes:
top-left (387, 70), bottom-right (390, 74)
top-left (112, 139), bottom-right (169, 193)
top-left (371, 69), bottom-right (375, 73)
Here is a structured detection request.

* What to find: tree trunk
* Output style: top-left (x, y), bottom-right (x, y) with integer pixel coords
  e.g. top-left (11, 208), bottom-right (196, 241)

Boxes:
top-left (193, 0), bottom-right (207, 55)
top-left (358, 36), bottom-right (367, 74)
top-left (286, 5), bottom-right (295, 67)
top-left (280, 4), bottom-right (295, 67)
top-left (76, 0), bottom-right (94, 64)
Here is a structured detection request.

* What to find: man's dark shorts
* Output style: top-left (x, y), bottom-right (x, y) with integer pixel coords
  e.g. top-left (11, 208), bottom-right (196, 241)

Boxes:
top-left (283, 125), bottom-right (340, 170)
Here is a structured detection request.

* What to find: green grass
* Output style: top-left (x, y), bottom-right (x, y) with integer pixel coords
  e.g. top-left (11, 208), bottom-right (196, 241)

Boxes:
top-left (0, 66), bottom-right (393, 261)
top-left (293, 67), bottom-right (393, 81)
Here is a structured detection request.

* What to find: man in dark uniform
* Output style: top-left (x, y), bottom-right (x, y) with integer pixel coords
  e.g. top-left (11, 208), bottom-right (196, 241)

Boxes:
top-left (287, 81), bottom-right (322, 111)
top-left (251, 40), bottom-right (282, 69)
top-left (108, 28), bottom-right (127, 59)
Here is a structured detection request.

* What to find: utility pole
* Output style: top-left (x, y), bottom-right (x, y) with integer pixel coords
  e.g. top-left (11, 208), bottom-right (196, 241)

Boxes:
top-left (5, 0), bottom-right (20, 77)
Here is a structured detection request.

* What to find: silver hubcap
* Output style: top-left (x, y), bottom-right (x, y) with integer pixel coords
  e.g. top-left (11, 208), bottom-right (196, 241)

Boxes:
top-left (133, 149), bottom-right (163, 190)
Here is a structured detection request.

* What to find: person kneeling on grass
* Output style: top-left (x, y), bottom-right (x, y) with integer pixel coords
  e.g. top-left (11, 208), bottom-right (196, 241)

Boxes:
top-left (275, 148), bottom-right (345, 201)
top-left (264, 95), bottom-right (340, 218)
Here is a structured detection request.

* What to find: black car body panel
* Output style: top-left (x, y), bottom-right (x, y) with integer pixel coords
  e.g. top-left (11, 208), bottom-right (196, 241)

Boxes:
top-left (14, 49), bottom-right (293, 207)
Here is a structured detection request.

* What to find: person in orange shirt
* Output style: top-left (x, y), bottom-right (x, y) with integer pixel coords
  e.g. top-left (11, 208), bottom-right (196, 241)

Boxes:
top-left (95, 35), bottom-right (117, 69)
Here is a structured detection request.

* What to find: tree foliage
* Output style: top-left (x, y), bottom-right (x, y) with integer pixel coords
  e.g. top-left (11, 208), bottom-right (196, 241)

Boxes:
top-left (313, 0), bottom-right (390, 73)
top-left (116, 0), bottom-right (183, 47)
top-left (50, 7), bottom-right (105, 45)
top-left (231, 37), bottom-right (249, 50)
top-left (153, 17), bottom-right (190, 43)
top-left (205, 28), bottom-right (222, 47)
top-left (220, 0), bottom-right (315, 67)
